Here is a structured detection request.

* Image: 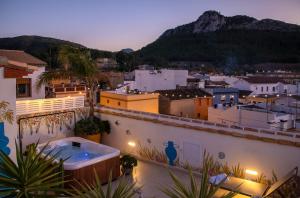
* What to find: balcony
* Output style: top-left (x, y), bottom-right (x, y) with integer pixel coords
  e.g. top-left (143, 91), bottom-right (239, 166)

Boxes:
top-left (46, 84), bottom-right (87, 98)
top-left (16, 96), bottom-right (84, 115)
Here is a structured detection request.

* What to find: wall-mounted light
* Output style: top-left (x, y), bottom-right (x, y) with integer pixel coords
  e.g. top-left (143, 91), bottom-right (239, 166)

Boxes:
top-left (245, 169), bottom-right (258, 176)
top-left (128, 141), bottom-right (136, 147)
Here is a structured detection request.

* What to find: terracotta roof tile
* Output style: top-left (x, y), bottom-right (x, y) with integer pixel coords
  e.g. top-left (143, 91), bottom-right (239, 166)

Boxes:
top-left (0, 49), bottom-right (46, 66)
top-left (243, 76), bottom-right (284, 84)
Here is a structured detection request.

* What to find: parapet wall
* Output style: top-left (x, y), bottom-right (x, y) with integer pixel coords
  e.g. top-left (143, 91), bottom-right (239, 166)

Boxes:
top-left (97, 106), bottom-right (300, 178)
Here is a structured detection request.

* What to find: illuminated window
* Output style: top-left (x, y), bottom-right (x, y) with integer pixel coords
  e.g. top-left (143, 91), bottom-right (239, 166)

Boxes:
top-left (221, 95), bottom-right (226, 101)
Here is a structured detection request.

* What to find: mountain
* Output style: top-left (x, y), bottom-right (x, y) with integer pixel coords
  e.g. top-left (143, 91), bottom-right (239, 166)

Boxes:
top-left (0, 35), bottom-right (113, 68)
top-left (138, 11), bottom-right (300, 72)
top-left (121, 48), bottom-right (134, 54)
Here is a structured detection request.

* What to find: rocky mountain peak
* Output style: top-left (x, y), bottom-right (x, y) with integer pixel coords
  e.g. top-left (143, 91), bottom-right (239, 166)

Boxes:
top-left (193, 10), bottom-right (225, 33)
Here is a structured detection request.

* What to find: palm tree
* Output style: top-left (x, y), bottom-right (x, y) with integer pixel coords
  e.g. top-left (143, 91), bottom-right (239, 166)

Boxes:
top-left (0, 141), bottom-right (68, 197)
top-left (162, 151), bottom-right (236, 198)
top-left (69, 170), bottom-right (137, 198)
top-left (37, 46), bottom-right (108, 118)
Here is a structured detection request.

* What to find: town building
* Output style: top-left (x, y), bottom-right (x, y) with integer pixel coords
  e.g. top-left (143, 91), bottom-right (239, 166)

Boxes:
top-left (100, 90), bottom-right (159, 113)
top-left (95, 58), bottom-right (118, 70)
top-left (232, 76), bottom-right (297, 95)
top-left (205, 88), bottom-right (239, 106)
top-left (155, 89), bottom-right (212, 119)
top-left (124, 69), bottom-right (188, 92)
top-left (205, 80), bottom-right (230, 88)
top-left (0, 50), bottom-right (46, 100)
top-left (208, 104), bottom-right (295, 130)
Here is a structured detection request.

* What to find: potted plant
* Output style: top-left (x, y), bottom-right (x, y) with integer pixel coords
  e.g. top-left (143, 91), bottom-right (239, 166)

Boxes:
top-left (120, 154), bottom-right (138, 175)
top-left (74, 117), bottom-right (110, 143)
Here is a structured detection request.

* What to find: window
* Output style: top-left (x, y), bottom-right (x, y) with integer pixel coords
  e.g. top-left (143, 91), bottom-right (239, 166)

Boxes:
top-left (261, 87), bottom-right (264, 92)
top-left (221, 95), bottom-right (226, 101)
top-left (180, 112), bottom-right (183, 116)
top-left (107, 99), bottom-right (110, 104)
top-left (118, 102), bottom-right (121, 106)
top-left (266, 86), bottom-right (269, 92)
top-left (272, 87), bottom-right (275, 92)
top-left (197, 113), bottom-right (201, 118)
top-left (16, 78), bottom-right (31, 98)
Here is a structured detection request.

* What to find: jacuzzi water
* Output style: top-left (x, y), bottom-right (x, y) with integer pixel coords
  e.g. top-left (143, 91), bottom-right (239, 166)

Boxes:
top-left (44, 145), bottom-right (103, 163)
top-left (38, 137), bottom-right (120, 170)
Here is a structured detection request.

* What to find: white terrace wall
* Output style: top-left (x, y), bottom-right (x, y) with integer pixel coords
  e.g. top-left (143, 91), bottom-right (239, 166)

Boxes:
top-left (17, 109), bottom-right (86, 150)
top-left (97, 106), bottom-right (300, 178)
top-left (15, 96), bottom-right (85, 148)
top-left (0, 68), bottom-right (18, 160)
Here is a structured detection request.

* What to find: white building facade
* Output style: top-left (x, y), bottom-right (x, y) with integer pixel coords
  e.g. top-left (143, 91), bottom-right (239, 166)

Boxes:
top-left (208, 105), bottom-right (295, 130)
top-left (0, 50), bottom-right (46, 100)
top-left (232, 77), bottom-right (286, 95)
top-left (124, 69), bottom-right (188, 92)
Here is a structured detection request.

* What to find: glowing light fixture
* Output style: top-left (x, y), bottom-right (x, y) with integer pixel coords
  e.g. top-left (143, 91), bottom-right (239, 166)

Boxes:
top-left (245, 169), bottom-right (258, 176)
top-left (128, 141), bottom-right (136, 147)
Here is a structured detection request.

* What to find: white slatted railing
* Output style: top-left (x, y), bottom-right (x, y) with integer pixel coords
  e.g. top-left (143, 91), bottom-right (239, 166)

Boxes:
top-left (16, 96), bottom-right (84, 115)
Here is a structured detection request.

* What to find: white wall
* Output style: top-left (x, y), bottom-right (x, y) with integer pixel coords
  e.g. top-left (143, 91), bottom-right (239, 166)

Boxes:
top-left (98, 109), bottom-right (300, 178)
top-left (232, 79), bottom-right (251, 91)
top-left (133, 69), bottom-right (188, 91)
top-left (0, 68), bottom-right (18, 160)
top-left (15, 67), bottom-right (45, 100)
top-left (28, 67), bottom-right (45, 99)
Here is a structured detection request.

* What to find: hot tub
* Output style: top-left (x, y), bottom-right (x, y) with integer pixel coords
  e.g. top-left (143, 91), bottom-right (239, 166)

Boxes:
top-left (37, 137), bottom-right (120, 186)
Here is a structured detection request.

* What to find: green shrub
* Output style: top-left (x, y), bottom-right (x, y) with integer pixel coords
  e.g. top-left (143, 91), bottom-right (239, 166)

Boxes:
top-left (74, 117), bottom-right (110, 136)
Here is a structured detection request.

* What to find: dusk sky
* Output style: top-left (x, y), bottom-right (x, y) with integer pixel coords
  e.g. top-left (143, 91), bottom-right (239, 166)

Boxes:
top-left (1, 0), bottom-right (300, 51)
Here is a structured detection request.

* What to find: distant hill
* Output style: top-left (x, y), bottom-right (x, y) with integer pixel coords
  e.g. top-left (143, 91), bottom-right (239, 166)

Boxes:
top-left (138, 11), bottom-right (300, 73)
top-left (0, 35), bottom-right (113, 68)
top-left (121, 48), bottom-right (134, 54)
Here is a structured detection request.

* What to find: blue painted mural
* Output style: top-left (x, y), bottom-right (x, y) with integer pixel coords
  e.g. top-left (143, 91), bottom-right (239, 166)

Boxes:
top-left (0, 122), bottom-right (10, 156)
top-left (165, 141), bottom-right (177, 166)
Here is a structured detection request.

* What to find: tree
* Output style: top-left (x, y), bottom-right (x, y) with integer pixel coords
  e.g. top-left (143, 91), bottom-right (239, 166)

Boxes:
top-left (69, 170), bottom-right (137, 198)
top-left (38, 46), bottom-right (108, 118)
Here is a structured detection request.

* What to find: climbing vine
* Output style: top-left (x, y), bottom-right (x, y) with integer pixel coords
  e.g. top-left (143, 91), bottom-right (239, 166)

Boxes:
top-left (17, 108), bottom-right (89, 138)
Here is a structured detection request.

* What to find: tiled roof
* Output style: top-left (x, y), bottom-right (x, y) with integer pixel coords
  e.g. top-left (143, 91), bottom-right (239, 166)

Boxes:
top-left (243, 76), bottom-right (284, 84)
top-left (0, 49), bottom-right (46, 66)
top-left (187, 78), bottom-right (201, 82)
top-left (155, 88), bottom-right (212, 100)
top-left (206, 80), bottom-right (229, 86)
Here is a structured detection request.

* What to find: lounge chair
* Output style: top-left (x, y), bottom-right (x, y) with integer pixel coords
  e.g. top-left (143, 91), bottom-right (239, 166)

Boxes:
top-left (214, 167), bottom-right (298, 198)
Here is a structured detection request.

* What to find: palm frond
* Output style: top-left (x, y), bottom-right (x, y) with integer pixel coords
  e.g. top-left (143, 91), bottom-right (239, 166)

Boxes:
top-left (70, 169), bottom-right (136, 198)
top-left (0, 140), bottom-right (69, 197)
top-left (162, 151), bottom-right (236, 198)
